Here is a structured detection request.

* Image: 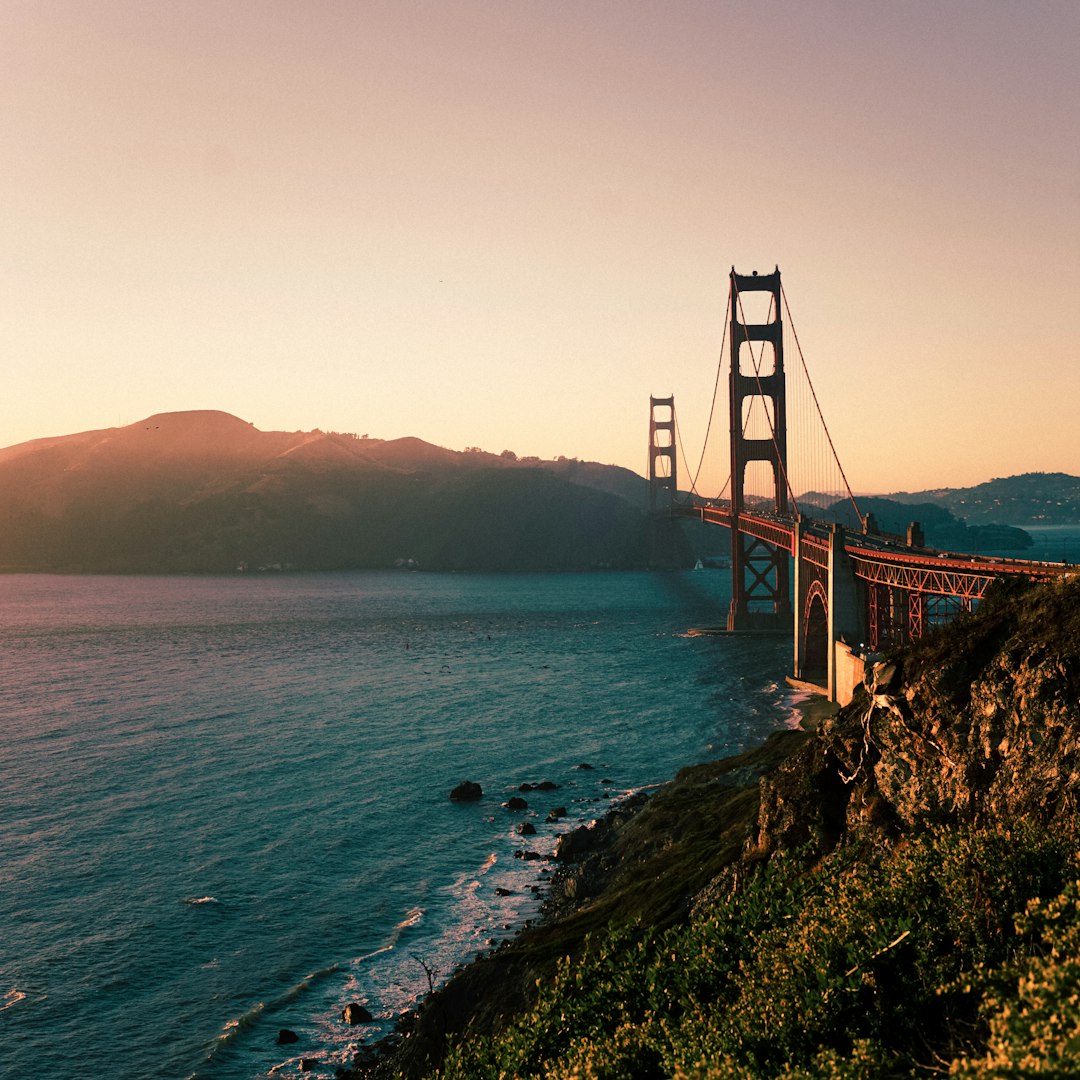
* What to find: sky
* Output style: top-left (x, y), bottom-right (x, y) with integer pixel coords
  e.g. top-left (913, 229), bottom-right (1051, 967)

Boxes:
top-left (2, 0), bottom-right (1077, 495)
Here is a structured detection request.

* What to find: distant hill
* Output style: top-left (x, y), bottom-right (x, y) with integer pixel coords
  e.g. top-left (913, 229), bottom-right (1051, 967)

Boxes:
top-left (886, 472), bottom-right (1080, 526)
top-left (0, 411), bottom-right (664, 573)
top-left (810, 495), bottom-right (1034, 553)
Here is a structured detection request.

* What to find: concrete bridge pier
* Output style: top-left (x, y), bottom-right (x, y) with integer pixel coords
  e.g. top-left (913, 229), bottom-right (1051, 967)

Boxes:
top-left (793, 521), bottom-right (867, 704)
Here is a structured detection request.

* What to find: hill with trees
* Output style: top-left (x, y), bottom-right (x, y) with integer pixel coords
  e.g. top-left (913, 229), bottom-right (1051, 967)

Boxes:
top-left (887, 472), bottom-right (1080, 526)
top-left (0, 411), bottom-right (660, 573)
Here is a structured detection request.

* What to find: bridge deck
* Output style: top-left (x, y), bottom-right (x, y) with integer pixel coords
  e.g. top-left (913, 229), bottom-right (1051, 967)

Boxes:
top-left (673, 501), bottom-right (1070, 600)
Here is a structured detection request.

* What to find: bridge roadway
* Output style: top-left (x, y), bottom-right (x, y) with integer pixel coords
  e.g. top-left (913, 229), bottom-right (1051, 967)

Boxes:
top-left (674, 500), bottom-right (1072, 602)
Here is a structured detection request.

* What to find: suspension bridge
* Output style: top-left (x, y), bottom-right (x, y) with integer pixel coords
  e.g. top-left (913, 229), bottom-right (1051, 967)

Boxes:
top-left (649, 267), bottom-right (1072, 705)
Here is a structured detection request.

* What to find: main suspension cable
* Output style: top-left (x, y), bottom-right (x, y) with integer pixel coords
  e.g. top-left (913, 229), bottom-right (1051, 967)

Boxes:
top-left (781, 283), bottom-right (862, 525)
top-left (684, 280), bottom-right (732, 498)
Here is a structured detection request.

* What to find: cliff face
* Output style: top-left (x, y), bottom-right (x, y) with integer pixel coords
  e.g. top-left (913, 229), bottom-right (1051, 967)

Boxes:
top-left (753, 576), bottom-right (1080, 858)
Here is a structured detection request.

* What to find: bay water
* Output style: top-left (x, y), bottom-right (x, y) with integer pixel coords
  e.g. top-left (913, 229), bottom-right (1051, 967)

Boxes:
top-left (1, 570), bottom-right (796, 1079)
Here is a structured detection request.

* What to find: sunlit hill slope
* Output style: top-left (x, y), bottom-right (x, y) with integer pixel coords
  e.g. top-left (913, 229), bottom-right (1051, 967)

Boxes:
top-left (0, 411), bottom-right (655, 573)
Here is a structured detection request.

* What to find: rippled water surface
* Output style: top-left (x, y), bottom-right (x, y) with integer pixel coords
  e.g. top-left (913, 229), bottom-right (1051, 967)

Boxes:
top-left (0, 570), bottom-right (794, 1079)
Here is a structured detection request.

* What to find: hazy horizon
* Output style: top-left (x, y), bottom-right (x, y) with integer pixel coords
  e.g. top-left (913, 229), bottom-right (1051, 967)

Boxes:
top-left (4, 1), bottom-right (1077, 494)
top-left (4, 404), bottom-right (1074, 498)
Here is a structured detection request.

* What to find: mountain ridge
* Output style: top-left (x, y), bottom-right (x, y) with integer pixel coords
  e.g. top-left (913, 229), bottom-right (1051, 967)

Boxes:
top-left (0, 410), bottom-right (657, 573)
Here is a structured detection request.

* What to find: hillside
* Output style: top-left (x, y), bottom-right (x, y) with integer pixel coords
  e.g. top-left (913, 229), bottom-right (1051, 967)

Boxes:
top-left (0, 411), bottom-right (659, 573)
top-left (811, 494), bottom-right (1034, 552)
top-left (888, 471), bottom-right (1080, 525)
top-left (355, 574), bottom-right (1080, 1078)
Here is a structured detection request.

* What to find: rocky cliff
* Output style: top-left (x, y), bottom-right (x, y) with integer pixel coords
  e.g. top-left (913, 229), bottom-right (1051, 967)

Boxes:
top-left (752, 574), bottom-right (1080, 858)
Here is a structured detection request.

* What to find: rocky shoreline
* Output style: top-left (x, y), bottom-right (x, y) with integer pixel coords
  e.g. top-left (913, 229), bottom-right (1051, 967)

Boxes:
top-left (321, 574), bottom-right (1080, 1078)
top-left (335, 719), bottom-right (816, 1079)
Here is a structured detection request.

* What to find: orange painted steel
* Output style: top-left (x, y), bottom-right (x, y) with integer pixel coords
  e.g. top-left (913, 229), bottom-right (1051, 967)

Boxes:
top-left (672, 501), bottom-right (1070, 602)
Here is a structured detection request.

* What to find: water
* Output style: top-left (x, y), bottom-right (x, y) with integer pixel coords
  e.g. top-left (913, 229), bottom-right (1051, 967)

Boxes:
top-left (1021, 524), bottom-right (1080, 565)
top-left (0, 570), bottom-right (795, 1080)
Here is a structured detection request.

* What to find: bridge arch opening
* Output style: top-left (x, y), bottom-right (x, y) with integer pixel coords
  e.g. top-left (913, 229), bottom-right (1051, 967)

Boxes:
top-left (741, 458), bottom-right (781, 505)
top-left (802, 581), bottom-right (829, 686)
top-left (741, 396), bottom-right (777, 441)
top-left (732, 288), bottom-right (777, 329)
top-left (739, 339), bottom-right (777, 378)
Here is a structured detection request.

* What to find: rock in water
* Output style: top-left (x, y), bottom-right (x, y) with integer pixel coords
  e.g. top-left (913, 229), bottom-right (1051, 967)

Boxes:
top-left (517, 821), bottom-right (537, 835)
top-left (276, 1029), bottom-right (299, 1045)
top-left (505, 796), bottom-right (528, 810)
top-left (342, 1003), bottom-right (373, 1024)
top-left (449, 781), bottom-right (483, 802)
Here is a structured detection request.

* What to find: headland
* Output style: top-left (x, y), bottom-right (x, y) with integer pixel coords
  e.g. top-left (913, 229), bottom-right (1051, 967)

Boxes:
top-left (341, 572), bottom-right (1080, 1078)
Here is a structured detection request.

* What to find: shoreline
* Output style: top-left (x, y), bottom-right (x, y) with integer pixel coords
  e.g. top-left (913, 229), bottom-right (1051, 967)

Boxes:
top-left (340, 688), bottom-right (819, 1079)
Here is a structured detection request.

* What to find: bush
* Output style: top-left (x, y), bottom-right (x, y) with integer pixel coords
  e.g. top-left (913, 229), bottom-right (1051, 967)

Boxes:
top-left (440, 820), bottom-right (1079, 1078)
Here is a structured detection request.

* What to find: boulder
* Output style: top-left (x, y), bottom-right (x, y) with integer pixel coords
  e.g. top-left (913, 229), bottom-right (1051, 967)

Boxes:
top-left (495, 886), bottom-right (514, 896)
top-left (276, 1029), bottom-right (299, 1045)
top-left (517, 821), bottom-right (537, 836)
top-left (299, 1059), bottom-right (318, 1072)
top-left (449, 781), bottom-right (483, 802)
top-left (505, 796), bottom-right (528, 810)
top-left (573, 762), bottom-right (595, 771)
top-left (536, 780), bottom-right (560, 790)
top-left (554, 824), bottom-right (603, 861)
top-left (342, 1002), bottom-right (373, 1024)
top-left (518, 782), bottom-right (536, 792)
top-left (546, 806), bottom-right (568, 822)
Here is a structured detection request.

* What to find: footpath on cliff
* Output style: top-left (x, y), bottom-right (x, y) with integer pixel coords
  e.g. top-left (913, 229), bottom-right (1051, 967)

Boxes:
top-left (348, 573), bottom-right (1080, 1079)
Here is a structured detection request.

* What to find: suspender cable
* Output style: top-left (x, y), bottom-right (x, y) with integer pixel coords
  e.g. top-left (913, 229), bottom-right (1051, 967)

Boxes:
top-left (781, 283), bottom-right (862, 525)
top-left (686, 279), bottom-right (732, 498)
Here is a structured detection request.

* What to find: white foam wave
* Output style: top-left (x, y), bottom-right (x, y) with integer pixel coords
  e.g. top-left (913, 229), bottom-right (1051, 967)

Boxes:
top-left (208, 1000), bottom-right (267, 1054)
top-left (1, 988), bottom-right (26, 1012)
top-left (396, 906), bottom-right (424, 931)
top-left (184, 895), bottom-right (218, 905)
top-left (205, 963), bottom-right (342, 1060)
top-left (349, 905), bottom-right (425, 967)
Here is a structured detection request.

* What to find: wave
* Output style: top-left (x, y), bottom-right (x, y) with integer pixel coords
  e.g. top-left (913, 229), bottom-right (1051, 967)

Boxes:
top-left (203, 963), bottom-right (342, 1060)
top-left (1, 988), bottom-right (26, 1012)
top-left (184, 895), bottom-right (219, 905)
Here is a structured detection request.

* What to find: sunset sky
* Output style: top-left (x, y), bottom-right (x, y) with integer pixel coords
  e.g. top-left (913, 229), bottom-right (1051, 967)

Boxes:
top-left (3, 0), bottom-right (1077, 494)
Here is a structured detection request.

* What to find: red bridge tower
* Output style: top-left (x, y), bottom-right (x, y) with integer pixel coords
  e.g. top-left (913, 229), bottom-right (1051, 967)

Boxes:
top-left (728, 268), bottom-right (792, 632)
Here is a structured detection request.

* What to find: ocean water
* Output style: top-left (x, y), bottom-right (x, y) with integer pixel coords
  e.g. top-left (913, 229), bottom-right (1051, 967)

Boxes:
top-left (0, 570), bottom-right (795, 1080)
top-left (1021, 524), bottom-right (1080, 565)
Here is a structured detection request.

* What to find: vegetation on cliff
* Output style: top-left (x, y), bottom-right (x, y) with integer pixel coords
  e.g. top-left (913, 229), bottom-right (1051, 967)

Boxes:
top-left (369, 575), bottom-right (1080, 1078)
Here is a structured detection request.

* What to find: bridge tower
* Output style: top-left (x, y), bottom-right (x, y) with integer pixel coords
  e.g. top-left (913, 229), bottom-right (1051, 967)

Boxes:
top-left (646, 395), bottom-right (682, 568)
top-left (648, 396), bottom-right (678, 512)
top-left (728, 268), bottom-right (792, 632)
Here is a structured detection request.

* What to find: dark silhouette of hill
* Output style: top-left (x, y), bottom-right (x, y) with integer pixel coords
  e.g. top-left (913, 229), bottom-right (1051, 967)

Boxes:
top-left (0, 411), bottom-right (657, 573)
top-left (795, 494), bottom-right (1033, 552)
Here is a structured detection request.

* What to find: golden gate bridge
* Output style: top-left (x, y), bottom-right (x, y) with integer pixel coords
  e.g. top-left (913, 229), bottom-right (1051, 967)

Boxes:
top-left (649, 267), bottom-right (1072, 704)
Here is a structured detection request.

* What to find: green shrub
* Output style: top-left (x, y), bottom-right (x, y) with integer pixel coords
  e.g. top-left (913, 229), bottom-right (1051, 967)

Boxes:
top-left (440, 821), bottom-right (1079, 1079)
